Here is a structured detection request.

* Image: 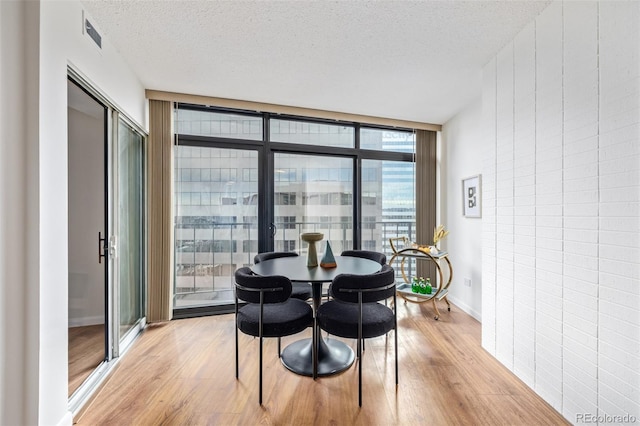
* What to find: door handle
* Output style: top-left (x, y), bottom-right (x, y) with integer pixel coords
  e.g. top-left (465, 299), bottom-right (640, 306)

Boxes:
top-left (109, 235), bottom-right (117, 259)
top-left (271, 223), bottom-right (277, 237)
top-left (98, 231), bottom-right (107, 263)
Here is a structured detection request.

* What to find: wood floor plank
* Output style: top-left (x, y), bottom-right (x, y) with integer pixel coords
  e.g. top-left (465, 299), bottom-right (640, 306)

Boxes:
top-left (76, 302), bottom-right (569, 425)
top-left (68, 324), bottom-right (105, 397)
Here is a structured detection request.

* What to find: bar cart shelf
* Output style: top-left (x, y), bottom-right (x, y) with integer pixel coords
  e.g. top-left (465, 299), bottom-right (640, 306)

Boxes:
top-left (388, 236), bottom-right (454, 320)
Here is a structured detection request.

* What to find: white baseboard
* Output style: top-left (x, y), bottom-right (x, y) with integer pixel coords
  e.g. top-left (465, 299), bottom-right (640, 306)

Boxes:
top-left (57, 410), bottom-right (73, 426)
top-left (68, 316), bottom-right (104, 328)
top-left (447, 295), bottom-right (481, 322)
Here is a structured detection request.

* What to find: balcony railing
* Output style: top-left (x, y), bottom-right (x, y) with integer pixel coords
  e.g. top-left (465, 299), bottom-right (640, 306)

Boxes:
top-left (173, 220), bottom-right (416, 307)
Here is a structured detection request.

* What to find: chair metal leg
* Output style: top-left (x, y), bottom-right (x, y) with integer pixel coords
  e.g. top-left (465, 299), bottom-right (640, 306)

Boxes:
top-left (358, 295), bottom-right (363, 407)
top-left (394, 294), bottom-right (398, 386)
top-left (235, 301), bottom-right (239, 380)
top-left (358, 342), bottom-right (363, 407)
top-left (278, 337), bottom-right (281, 357)
top-left (259, 295), bottom-right (264, 405)
top-left (259, 335), bottom-right (263, 405)
top-left (235, 325), bottom-right (239, 379)
top-left (394, 330), bottom-right (399, 386)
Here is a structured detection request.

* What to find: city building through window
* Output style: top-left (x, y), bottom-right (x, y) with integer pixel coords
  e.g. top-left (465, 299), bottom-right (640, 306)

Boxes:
top-left (173, 105), bottom-right (417, 313)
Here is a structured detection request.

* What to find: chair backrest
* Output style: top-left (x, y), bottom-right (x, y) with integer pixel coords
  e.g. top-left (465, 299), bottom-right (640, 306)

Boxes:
top-left (340, 250), bottom-right (387, 265)
top-left (330, 264), bottom-right (395, 304)
top-left (234, 267), bottom-right (292, 304)
top-left (253, 251), bottom-right (299, 264)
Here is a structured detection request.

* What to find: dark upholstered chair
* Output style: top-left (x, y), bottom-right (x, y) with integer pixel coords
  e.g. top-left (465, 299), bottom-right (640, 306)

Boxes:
top-left (234, 267), bottom-right (313, 405)
top-left (341, 250), bottom-right (387, 266)
top-left (254, 252), bottom-right (313, 301)
top-left (339, 250), bottom-right (388, 305)
top-left (316, 264), bottom-right (397, 406)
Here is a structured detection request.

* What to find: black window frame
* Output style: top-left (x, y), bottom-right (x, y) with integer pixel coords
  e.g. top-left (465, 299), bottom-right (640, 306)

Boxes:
top-left (172, 103), bottom-right (418, 318)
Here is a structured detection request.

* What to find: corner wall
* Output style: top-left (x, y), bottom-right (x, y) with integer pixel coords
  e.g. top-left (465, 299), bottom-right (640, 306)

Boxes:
top-left (39, 1), bottom-right (146, 422)
top-left (1, 1), bottom-right (146, 425)
top-left (481, 0), bottom-right (639, 422)
top-left (440, 99), bottom-right (483, 320)
top-left (0, 1), bottom-right (39, 424)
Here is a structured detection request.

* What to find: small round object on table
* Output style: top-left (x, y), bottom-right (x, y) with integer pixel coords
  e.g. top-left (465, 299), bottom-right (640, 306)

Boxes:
top-left (301, 232), bottom-right (324, 267)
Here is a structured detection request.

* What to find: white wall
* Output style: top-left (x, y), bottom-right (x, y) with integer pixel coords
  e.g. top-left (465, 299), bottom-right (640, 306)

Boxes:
top-left (479, 0), bottom-right (639, 423)
top-left (1, 1), bottom-right (43, 424)
top-left (68, 106), bottom-right (105, 327)
top-left (440, 99), bottom-right (483, 320)
top-left (1, 1), bottom-right (146, 424)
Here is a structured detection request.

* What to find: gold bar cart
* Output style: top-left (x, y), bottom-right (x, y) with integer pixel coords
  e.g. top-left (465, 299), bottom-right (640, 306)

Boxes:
top-left (388, 236), bottom-right (454, 320)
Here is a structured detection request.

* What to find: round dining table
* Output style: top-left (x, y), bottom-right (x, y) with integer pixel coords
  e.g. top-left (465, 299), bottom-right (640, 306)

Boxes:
top-left (251, 255), bottom-right (382, 377)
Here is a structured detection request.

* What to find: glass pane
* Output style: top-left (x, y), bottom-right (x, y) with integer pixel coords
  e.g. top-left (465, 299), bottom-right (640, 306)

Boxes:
top-left (362, 159), bottom-right (416, 275)
top-left (360, 128), bottom-right (415, 152)
top-left (174, 146), bottom-right (258, 308)
top-left (175, 108), bottom-right (262, 140)
top-left (67, 79), bottom-right (107, 396)
top-left (270, 119), bottom-right (354, 148)
top-left (117, 120), bottom-right (144, 340)
top-left (274, 154), bottom-right (353, 255)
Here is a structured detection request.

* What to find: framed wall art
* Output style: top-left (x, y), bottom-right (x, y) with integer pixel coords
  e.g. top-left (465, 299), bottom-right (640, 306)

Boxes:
top-left (462, 174), bottom-right (481, 218)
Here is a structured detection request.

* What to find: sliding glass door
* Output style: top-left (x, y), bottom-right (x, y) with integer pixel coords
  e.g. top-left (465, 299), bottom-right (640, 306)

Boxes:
top-left (116, 118), bottom-right (144, 342)
top-left (67, 75), bottom-right (147, 412)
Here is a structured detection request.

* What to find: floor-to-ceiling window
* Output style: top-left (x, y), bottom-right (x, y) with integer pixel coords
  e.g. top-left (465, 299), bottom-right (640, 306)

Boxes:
top-left (174, 145), bottom-right (259, 309)
top-left (273, 153), bottom-right (354, 254)
top-left (173, 104), bottom-right (416, 314)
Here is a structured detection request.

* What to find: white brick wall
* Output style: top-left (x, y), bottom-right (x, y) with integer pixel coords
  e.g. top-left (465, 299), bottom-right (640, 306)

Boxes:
top-left (562, 1), bottom-right (600, 421)
top-left (513, 21), bottom-right (537, 389)
top-left (535, 0), bottom-right (565, 411)
top-left (495, 42), bottom-right (516, 370)
top-left (598, 0), bottom-right (640, 421)
top-left (481, 0), bottom-right (640, 423)
top-left (481, 56), bottom-right (498, 356)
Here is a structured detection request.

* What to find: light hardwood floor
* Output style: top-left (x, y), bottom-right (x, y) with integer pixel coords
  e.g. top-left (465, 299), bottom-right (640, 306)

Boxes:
top-left (69, 324), bottom-right (105, 397)
top-left (76, 301), bottom-right (569, 425)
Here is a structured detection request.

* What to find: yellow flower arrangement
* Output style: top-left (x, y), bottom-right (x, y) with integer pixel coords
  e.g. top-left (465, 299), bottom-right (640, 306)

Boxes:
top-left (433, 224), bottom-right (449, 246)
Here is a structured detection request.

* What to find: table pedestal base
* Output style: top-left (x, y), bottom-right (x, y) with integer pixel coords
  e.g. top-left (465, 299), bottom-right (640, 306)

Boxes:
top-left (281, 337), bottom-right (354, 377)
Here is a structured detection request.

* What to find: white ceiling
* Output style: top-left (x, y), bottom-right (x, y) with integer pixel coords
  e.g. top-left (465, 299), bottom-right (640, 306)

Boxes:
top-left (81, 0), bottom-right (551, 125)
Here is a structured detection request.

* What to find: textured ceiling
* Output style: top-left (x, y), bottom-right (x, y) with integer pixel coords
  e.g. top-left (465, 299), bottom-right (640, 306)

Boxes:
top-left (81, 0), bottom-right (551, 125)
